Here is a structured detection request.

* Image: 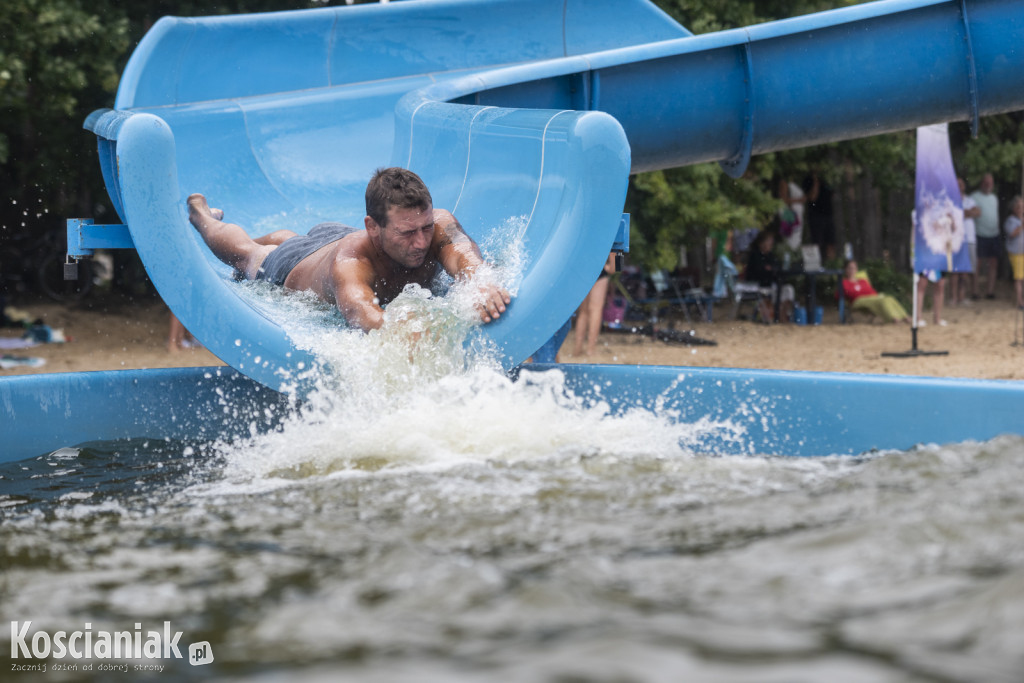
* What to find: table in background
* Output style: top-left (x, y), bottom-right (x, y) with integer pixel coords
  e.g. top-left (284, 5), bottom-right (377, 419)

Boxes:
top-left (774, 268), bottom-right (842, 323)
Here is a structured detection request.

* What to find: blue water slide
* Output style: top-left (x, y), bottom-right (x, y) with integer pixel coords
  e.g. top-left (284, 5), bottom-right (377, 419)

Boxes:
top-left (0, 368), bottom-right (293, 463)
top-left (82, 0), bottom-right (1024, 392)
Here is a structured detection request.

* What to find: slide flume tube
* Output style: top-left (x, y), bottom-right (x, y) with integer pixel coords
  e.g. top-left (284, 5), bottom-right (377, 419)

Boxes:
top-left (449, 0), bottom-right (1024, 175)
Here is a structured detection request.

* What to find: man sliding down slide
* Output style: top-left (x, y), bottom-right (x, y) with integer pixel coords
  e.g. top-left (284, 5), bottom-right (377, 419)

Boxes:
top-left (188, 167), bottom-right (511, 331)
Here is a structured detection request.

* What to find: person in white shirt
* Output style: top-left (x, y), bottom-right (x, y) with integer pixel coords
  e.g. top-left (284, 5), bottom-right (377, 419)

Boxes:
top-left (952, 177), bottom-right (980, 305)
top-left (970, 173), bottom-right (1000, 299)
top-left (778, 177), bottom-right (805, 253)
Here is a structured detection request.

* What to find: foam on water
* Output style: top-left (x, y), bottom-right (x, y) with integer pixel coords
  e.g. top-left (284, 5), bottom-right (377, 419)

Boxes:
top-left (221, 216), bottom-right (729, 484)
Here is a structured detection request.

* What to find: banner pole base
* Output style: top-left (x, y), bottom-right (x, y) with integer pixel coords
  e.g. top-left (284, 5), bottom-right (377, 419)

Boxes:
top-left (881, 326), bottom-right (948, 357)
top-left (881, 349), bottom-right (949, 358)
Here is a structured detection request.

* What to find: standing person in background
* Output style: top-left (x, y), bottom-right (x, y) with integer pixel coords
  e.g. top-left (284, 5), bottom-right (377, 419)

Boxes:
top-left (970, 173), bottom-right (1000, 300)
top-left (167, 312), bottom-right (200, 353)
top-left (803, 171), bottom-right (837, 262)
top-left (1004, 196), bottom-right (1024, 309)
top-left (951, 177), bottom-right (980, 306)
top-left (572, 253), bottom-right (616, 357)
top-left (777, 176), bottom-right (805, 252)
top-left (915, 270), bottom-right (946, 327)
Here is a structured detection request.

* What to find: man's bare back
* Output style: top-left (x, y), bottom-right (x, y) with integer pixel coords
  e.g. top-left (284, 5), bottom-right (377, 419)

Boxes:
top-left (187, 168), bottom-right (510, 332)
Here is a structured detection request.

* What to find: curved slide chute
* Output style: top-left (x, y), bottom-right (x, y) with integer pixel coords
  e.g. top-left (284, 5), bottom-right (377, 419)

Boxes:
top-left (88, 0), bottom-right (1024, 392)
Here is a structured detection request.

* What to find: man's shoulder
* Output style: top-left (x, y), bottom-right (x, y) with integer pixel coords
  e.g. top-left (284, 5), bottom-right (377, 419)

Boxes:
top-left (333, 227), bottom-right (368, 248)
top-left (329, 230), bottom-right (374, 267)
top-left (431, 208), bottom-right (458, 231)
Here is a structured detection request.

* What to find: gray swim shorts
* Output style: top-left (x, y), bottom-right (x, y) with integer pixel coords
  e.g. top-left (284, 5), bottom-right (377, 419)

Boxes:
top-left (256, 222), bottom-right (358, 286)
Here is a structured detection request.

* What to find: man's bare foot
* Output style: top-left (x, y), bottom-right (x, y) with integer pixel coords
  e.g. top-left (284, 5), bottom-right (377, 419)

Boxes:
top-left (187, 192), bottom-right (274, 280)
top-left (187, 193), bottom-right (224, 231)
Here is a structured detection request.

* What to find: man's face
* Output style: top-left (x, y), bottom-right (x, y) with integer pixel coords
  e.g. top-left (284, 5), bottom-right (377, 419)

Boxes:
top-left (380, 204), bottom-right (434, 269)
top-left (981, 174), bottom-right (994, 194)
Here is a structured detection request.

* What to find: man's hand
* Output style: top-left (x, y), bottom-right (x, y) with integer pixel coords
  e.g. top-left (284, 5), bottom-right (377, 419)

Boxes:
top-left (429, 209), bottom-right (511, 323)
top-left (476, 283), bottom-right (511, 323)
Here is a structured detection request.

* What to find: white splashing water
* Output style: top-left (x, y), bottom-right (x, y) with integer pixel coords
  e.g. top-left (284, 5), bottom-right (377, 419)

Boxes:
top-left (221, 216), bottom-right (726, 482)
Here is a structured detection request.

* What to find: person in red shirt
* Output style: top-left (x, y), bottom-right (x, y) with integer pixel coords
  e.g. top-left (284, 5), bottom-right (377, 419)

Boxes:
top-left (841, 259), bottom-right (911, 324)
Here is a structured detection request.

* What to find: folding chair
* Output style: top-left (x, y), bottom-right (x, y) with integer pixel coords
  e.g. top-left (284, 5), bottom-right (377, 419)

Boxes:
top-left (647, 270), bottom-right (708, 323)
top-left (714, 255), bottom-right (768, 321)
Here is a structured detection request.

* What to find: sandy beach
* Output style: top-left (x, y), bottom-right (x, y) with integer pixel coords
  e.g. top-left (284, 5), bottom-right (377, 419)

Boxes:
top-left (3, 286), bottom-right (1024, 381)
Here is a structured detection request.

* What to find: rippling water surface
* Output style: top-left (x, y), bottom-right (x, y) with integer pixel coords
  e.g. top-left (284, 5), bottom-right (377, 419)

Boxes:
top-left (3, 247), bottom-right (1024, 682)
top-left (5, 430), bottom-right (1024, 682)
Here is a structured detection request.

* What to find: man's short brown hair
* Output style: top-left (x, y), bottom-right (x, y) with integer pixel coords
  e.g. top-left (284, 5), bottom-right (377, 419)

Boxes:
top-left (365, 167), bottom-right (433, 228)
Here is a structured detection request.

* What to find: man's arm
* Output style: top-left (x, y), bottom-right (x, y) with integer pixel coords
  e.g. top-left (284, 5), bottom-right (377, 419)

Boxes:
top-left (432, 209), bottom-right (511, 323)
top-left (331, 256), bottom-right (385, 331)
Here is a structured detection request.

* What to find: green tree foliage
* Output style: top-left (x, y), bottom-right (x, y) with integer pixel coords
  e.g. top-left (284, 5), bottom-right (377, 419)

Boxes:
top-left (956, 112), bottom-right (1024, 196)
top-left (626, 163), bottom-right (778, 272)
top-left (0, 0), bottom-right (129, 224)
top-left (0, 0), bottom-right (385, 250)
top-left (662, 0), bottom-right (868, 32)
